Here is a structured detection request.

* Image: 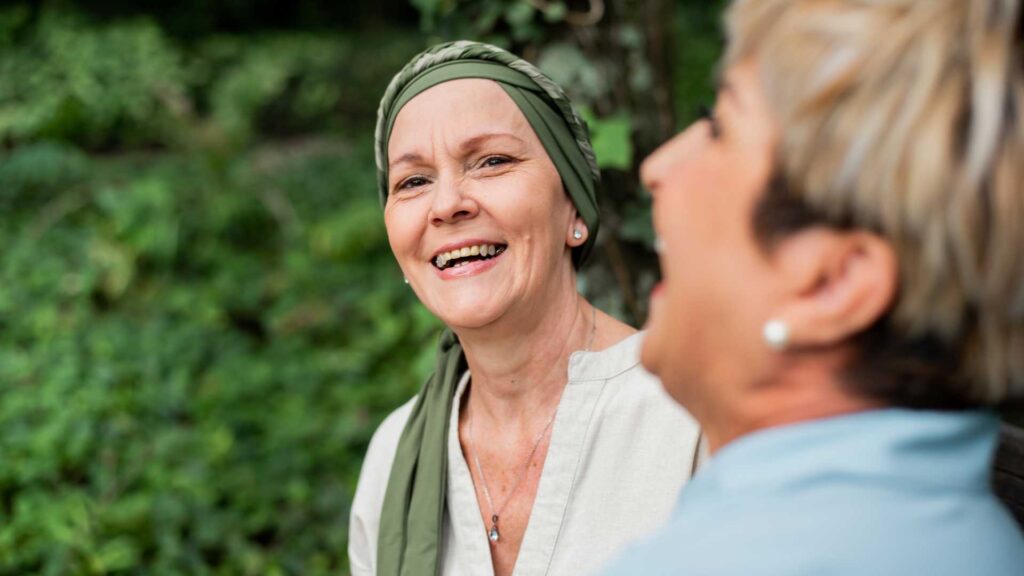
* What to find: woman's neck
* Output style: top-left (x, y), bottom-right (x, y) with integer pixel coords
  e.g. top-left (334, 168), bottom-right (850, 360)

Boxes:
top-left (701, 360), bottom-right (882, 455)
top-left (455, 284), bottom-right (591, 424)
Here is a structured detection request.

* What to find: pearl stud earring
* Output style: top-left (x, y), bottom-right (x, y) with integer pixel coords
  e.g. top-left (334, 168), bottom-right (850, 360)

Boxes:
top-left (762, 319), bottom-right (789, 350)
top-left (573, 229), bottom-right (583, 240)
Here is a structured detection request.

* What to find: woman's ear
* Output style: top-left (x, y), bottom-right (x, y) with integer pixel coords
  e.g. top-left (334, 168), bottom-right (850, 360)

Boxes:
top-left (766, 228), bottom-right (898, 349)
top-left (567, 214), bottom-right (589, 247)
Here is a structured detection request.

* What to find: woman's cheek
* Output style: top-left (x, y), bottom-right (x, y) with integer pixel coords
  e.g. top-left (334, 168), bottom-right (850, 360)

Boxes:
top-left (385, 204), bottom-right (423, 257)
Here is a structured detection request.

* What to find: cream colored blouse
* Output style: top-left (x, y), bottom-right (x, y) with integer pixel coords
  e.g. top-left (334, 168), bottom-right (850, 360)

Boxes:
top-left (348, 332), bottom-right (702, 576)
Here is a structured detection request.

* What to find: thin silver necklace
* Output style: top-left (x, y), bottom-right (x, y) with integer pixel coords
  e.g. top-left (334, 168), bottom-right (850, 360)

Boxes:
top-left (468, 305), bottom-right (597, 545)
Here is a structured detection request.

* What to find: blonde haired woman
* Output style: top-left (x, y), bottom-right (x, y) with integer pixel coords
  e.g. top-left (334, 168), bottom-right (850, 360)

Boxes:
top-left (603, 0), bottom-right (1024, 574)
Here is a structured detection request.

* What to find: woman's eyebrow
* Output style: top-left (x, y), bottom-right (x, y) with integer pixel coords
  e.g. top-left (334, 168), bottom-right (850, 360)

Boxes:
top-left (459, 132), bottom-right (526, 153)
top-left (389, 133), bottom-right (526, 170)
top-left (389, 152), bottom-right (426, 171)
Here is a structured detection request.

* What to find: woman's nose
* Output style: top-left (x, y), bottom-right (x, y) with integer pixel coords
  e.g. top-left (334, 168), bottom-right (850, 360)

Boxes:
top-left (429, 176), bottom-right (478, 226)
top-left (640, 126), bottom-right (700, 198)
top-left (640, 134), bottom-right (683, 198)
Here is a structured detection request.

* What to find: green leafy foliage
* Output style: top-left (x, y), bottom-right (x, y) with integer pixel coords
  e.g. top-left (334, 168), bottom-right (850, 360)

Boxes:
top-left (0, 141), bottom-right (92, 209)
top-left (673, 0), bottom-right (729, 124)
top-left (579, 108), bottom-right (633, 170)
top-left (0, 9), bottom-right (187, 148)
top-left (413, 0), bottom-right (558, 46)
top-left (0, 7), bottom-right (421, 151)
top-left (0, 7), bottom-right (440, 573)
top-left (193, 33), bottom-right (403, 144)
top-left (0, 135), bottom-right (443, 575)
top-left (536, 42), bottom-right (609, 105)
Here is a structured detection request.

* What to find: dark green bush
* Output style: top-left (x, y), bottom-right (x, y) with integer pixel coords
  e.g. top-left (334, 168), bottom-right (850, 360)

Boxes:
top-left (0, 6), bottom-right (421, 151)
top-left (0, 141), bottom-right (92, 210)
top-left (0, 136), bottom-right (442, 575)
top-left (0, 9), bottom-right (188, 148)
top-left (192, 33), bottom-right (397, 144)
top-left (0, 11), bottom-right (436, 570)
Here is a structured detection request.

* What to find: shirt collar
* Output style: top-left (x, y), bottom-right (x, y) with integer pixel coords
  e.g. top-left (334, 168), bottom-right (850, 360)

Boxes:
top-left (567, 331), bottom-right (646, 382)
top-left (690, 409), bottom-right (1000, 497)
top-left (458, 331), bottom-right (647, 392)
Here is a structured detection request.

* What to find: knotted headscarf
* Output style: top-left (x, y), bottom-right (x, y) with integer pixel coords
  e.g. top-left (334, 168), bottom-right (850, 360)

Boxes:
top-left (372, 41), bottom-right (602, 576)
top-left (375, 39), bottom-right (601, 267)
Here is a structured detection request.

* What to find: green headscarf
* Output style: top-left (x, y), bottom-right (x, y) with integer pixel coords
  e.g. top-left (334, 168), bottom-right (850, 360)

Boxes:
top-left (372, 40), bottom-right (601, 576)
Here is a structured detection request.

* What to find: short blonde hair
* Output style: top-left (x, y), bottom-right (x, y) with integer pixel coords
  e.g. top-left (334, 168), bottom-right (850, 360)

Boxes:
top-left (726, 0), bottom-right (1024, 404)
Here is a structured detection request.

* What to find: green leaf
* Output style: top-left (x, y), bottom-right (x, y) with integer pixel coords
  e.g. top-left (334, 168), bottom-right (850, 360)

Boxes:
top-left (504, 2), bottom-right (536, 28)
top-left (90, 538), bottom-right (140, 573)
top-left (579, 107), bottom-right (633, 170)
top-left (542, 1), bottom-right (568, 23)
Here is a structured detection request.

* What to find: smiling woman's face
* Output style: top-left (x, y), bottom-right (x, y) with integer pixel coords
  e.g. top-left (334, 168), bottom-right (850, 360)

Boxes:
top-left (640, 60), bottom-right (783, 410)
top-left (384, 78), bottom-right (580, 330)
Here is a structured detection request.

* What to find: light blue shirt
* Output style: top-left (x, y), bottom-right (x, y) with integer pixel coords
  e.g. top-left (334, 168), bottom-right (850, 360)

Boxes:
top-left (602, 409), bottom-right (1024, 575)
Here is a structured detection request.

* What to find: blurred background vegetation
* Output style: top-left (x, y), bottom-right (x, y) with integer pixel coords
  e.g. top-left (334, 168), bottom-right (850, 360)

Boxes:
top-left (0, 0), bottom-right (723, 573)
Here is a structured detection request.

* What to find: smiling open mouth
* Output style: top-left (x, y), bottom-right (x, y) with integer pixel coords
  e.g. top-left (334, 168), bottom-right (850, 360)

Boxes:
top-left (432, 243), bottom-right (507, 270)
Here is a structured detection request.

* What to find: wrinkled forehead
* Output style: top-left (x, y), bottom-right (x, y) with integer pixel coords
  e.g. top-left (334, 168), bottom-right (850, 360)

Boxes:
top-left (387, 78), bottom-right (537, 160)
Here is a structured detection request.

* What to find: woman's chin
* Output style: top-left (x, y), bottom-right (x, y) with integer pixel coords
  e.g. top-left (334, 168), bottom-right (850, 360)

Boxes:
top-left (641, 298), bottom-right (667, 375)
top-left (639, 330), bottom-right (662, 376)
top-left (432, 302), bottom-right (506, 331)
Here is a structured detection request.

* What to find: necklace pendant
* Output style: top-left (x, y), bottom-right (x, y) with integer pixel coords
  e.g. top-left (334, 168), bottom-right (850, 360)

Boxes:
top-left (488, 515), bottom-right (500, 543)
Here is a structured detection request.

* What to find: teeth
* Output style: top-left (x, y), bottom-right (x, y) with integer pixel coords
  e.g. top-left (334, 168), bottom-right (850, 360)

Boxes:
top-left (433, 243), bottom-right (505, 269)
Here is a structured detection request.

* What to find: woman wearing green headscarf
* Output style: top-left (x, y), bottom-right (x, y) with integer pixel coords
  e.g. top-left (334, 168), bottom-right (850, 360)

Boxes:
top-left (349, 41), bottom-right (701, 576)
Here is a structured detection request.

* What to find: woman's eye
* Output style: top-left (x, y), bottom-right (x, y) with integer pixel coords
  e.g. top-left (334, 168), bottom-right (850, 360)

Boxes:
top-left (398, 176), bottom-right (429, 190)
top-left (697, 105), bottom-right (722, 139)
top-left (480, 155), bottom-right (512, 168)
